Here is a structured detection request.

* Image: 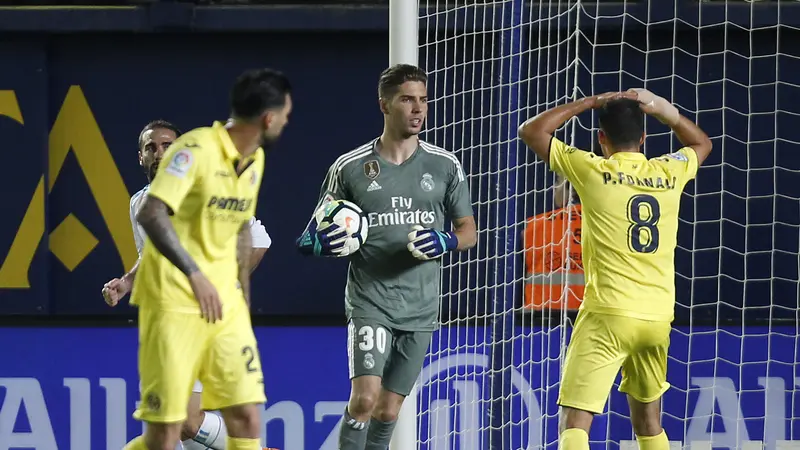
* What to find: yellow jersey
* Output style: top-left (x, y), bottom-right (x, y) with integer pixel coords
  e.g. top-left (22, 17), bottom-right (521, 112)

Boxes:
top-left (549, 137), bottom-right (698, 322)
top-left (130, 121), bottom-right (264, 313)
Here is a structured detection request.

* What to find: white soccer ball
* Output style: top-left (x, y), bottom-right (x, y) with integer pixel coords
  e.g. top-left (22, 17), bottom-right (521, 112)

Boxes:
top-left (314, 199), bottom-right (368, 256)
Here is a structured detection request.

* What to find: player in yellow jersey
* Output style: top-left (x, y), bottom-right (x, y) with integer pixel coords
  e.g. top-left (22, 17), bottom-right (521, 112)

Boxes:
top-left (518, 89), bottom-right (712, 450)
top-left (123, 68), bottom-right (292, 450)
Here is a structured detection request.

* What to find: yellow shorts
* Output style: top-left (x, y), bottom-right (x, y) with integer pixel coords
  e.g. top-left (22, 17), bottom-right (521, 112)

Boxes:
top-left (557, 310), bottom-right (671, 414)
top-left (134, 300), bottom-right (266, 423)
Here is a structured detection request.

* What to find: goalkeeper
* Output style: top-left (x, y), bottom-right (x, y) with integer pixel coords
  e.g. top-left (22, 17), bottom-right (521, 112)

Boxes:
top-left (295, 64), bottom-right (477, 450)
top-left (518, 89), bottom-right (712, 450)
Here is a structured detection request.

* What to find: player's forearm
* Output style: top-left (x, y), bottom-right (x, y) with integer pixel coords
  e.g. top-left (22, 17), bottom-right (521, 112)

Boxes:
top-left (121, 258), bottom-right (140, 286)
top-left (518, 98), bottom-right (594, 159)
top-left (522, 98), bottom-right (594, 135)
top-left (248, 248), bottom-right (266, 274)
top-left (452, 217), bottom-right (478, 251)
top-left (136, 197), bottom-right (200, 276)
top-left (670, 115), bottom-right (712, 153)
top-left (237, 226), bottom-right (253, 304)
top-left (453, 229), bottom-right (477, 251)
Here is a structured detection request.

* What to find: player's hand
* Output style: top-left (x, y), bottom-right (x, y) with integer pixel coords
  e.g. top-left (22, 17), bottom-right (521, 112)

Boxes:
top-left (101, 277), bottom-right (132, 307)
top-left (627, 88), bottom-right (680, 126)
top-left (188, 271), bottom-right (222, 323)
top-left (296, 218), bottom-right (348, 257)
top-left (588, 91), bottom-right (636, 109)
top-left (407, 225), bottom-right (458, 261)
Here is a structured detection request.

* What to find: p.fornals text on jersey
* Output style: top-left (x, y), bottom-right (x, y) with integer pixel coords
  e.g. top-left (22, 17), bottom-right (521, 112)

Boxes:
top-left (602, 172), bottom-right (678, 190)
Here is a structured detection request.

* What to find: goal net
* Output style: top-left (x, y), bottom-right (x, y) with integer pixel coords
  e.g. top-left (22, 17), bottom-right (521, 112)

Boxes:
top-left (418, 1), bottom-right (800, 449)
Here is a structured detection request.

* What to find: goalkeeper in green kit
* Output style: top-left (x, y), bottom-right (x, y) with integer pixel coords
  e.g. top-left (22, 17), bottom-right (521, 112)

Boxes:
top-left (295, 64), bottom-right (477, 449)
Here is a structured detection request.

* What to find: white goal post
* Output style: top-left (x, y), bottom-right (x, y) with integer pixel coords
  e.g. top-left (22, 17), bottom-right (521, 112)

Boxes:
top-left (388, 1), bottom-right (421, 450)
top-left (393, 1), bottom-right (800, 449)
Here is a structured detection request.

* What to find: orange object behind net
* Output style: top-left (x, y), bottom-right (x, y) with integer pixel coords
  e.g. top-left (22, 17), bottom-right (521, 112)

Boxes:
top-left (522, 204), bottom-right (584, 310)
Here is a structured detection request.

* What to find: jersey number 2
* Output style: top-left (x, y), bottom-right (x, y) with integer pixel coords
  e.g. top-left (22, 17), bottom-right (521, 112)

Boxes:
top-left (626, 194), bottom-right (660, 253)
top-left (242, 346), bottom-right (258, 373)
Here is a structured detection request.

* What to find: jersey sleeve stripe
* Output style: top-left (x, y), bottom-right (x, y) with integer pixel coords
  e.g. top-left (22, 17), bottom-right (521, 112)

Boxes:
top-left (325, 142), bottom-right (374, 194)
top-left (419, 141), bottom-right (465, 182)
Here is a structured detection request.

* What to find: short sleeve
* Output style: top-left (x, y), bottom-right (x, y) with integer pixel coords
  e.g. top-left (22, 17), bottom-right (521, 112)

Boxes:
top-left (316, 160), bottom-right (349, 206)
top-left (147, 141), bottom-right (204, 214)
top-left (129, 193), bottom-right (146, 256)
top-left (446, 159), bottom-right (474, 220)
top-left (657, 147), bottom-right (699, 186)
top-left (548, 137), bottom-right (597, 189)
top-left (249, 217), bottom-right (272, 249)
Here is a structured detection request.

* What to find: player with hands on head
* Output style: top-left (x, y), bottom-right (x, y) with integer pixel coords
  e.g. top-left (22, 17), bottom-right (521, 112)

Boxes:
top-left (296, 64), bottom-right (477, 450)
top-left (518, 88), bottom-right (711, 450)
top-left (122, 68), bottom-right (292, 450)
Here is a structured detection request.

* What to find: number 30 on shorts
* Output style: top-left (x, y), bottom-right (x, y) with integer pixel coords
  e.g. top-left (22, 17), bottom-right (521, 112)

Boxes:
top-left (358, 325), bottom-right (387, 354)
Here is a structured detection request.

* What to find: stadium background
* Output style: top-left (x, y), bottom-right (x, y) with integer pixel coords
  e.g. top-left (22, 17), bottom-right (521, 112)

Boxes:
top-left (0, 1), bottom-right (798, 449)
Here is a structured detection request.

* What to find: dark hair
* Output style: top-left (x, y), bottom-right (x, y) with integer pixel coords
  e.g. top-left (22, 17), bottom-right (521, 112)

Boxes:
top-left (138, 119), bottom-right (181, 150)
top-left (598, 98), bottom-right (644, 149)
top-left (378, 64), bottom-right (428, 100)
top-left (230, 68), bottom-right (292, 121)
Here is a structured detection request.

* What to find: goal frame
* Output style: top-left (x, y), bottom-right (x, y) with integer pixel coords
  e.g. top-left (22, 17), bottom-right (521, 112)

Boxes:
top-left (388, 2), bottom-right (422, 450)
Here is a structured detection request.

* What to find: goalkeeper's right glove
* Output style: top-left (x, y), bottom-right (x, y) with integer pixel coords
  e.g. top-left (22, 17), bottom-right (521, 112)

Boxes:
top-left (296, 217), bottom-right (348, 257)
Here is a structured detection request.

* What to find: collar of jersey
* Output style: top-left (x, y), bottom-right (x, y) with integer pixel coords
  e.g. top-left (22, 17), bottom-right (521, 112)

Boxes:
top-left (212, 120), bottom-right (256, 162)
top-left (609, 151), bottom-right (646, 160)
top-left (370, 137), bottom-right (421, 166)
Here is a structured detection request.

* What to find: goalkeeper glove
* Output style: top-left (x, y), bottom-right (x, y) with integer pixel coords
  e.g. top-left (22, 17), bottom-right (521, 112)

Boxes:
top-left (296, 218), bottom-right (348, 257)
top-left (407, 225), bottom-right (458, 261)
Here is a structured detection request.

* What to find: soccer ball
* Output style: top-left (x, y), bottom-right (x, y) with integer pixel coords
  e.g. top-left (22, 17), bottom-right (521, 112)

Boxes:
top-left (314, 199), bottom-right (369, 256)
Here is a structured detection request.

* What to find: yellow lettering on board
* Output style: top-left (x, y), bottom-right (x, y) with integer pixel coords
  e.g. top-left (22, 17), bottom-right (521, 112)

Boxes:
top-left (0, 178), bottom-right (44, 288)
top-left (49, 85), bottom-right (136, 272)
top-left (0, 86), bottom-right (136, 289)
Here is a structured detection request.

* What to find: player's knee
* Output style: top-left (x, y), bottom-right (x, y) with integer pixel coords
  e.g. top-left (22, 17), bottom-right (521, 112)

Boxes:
top-left (349, 390), bottom-right (379, 417)
top-left (371, 390), bottom-right (405, 423)
top-left (371, 394), bottom-right (401, 422)
top-left (372, 407), bottom-right (399, 423)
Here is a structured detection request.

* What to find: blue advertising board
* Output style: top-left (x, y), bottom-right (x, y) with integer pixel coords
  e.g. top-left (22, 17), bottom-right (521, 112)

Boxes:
top-left (0, 325), bottom-right (798, 450)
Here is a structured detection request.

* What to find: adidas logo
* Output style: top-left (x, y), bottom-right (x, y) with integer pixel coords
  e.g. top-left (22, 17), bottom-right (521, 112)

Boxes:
top-left (367, 180), bottom-right (382, 192)
top-left (346, 417), bottom-right (367, 430)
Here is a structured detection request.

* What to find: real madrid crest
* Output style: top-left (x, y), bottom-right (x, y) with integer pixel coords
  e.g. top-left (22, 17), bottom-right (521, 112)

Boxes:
top-left (363, 352), bottom-right (375, 369)
top-left (420, 173), bottom-right (435, 192)
top-left (364, 160), bottom-right (380, 180)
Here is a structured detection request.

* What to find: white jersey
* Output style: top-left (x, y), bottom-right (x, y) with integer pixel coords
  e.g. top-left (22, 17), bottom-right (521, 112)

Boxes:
top-left (129, 184), bottom-right (271, 256)
top-left (129, 185), bottom-right (149, 256)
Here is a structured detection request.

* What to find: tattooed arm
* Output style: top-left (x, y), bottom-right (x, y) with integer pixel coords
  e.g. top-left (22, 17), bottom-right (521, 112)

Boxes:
top-left (136, 196), bottom-right (199, 276)
top-left (237, 222), bottom-right (253, 305)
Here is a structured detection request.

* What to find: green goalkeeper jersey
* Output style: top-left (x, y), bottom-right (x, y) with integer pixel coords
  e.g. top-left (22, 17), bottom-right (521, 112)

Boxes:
top-left (317, 138), bottom-right (474, 331)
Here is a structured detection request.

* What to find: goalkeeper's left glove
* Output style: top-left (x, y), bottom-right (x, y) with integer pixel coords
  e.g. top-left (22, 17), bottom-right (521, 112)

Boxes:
top-left (296, 218), bottom-right (348, 257)
top-left (407, 225), bottom-right (458, 261)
